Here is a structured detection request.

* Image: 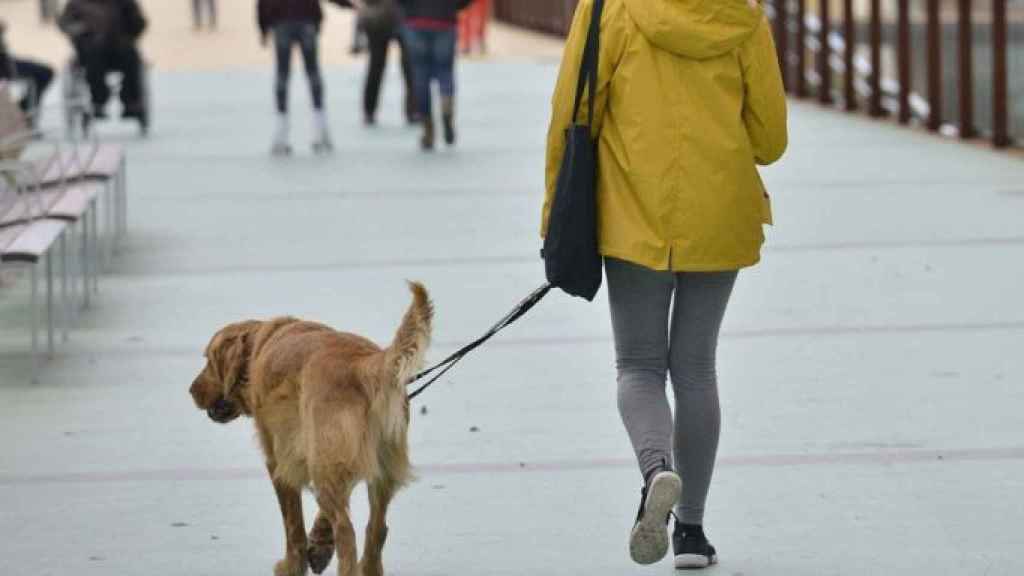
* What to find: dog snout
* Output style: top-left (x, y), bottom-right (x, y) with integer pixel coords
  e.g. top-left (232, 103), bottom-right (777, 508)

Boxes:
top-left (207, 398), bottom-right (236, 423)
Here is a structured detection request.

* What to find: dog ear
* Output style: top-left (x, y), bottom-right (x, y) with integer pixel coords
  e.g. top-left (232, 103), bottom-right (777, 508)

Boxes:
top-left (219, 323), bottom-right (256, 397)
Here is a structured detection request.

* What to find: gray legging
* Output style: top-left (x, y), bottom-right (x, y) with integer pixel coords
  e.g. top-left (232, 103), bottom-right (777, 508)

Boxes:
top-left (606, 257), bottom-right (738, 525)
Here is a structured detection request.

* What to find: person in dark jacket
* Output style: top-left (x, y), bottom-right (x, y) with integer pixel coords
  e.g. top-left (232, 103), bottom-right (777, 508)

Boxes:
top-left (0, 19), bottom-right (55, 127)
top-left (58, 0), bottom-right (146, 119)
top-left (259, 0), bottom-right (344, 155)
top-left (398, 0), bottom-right (470, 150)
top-left (351, 0), bottom-right (415, 126)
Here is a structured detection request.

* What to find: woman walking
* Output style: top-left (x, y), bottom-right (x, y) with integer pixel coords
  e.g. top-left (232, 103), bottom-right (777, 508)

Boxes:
top-left (542, 0), bottom-right (787, 569)
top-left (398, 0), bottom-right (471, 150)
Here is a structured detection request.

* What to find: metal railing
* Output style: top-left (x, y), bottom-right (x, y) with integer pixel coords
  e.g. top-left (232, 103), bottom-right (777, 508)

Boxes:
top-left (495, 0), bottom-right (1018, 150)
top-left (492, 0), bottom-right (579, 36)
top-left (769, 0), bottom-right (1016, 148)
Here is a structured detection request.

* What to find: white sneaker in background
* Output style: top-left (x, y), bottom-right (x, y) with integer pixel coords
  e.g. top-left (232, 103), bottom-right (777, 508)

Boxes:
top-left (271, 113), bottom-right (292, 156)
top-left (312, 110), bottom-right (333, 154)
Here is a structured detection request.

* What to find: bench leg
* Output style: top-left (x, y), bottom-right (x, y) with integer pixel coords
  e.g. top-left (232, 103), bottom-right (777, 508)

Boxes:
top-left (31, 263), bottom-right (40, 384)
top-left (104, 181), bottom-right (114, 267)
top-left (118, 159), bottom-right (127, 244)
top-left (82, 213), bottom-right (91, 310)
top-left (46, 252), bottom-right (55, 358)
top-left (91, 204), bottom-right (100, 295)
top-left (61, 232), bottom-right (70, 343)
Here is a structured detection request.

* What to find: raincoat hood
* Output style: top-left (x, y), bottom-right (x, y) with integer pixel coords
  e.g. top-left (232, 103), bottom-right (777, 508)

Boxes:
top-left (622, 0), bottom-right (763, 59)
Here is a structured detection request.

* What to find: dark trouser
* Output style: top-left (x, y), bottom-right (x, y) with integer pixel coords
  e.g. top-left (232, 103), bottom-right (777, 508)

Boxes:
top-left (6, 58), bottom-right (55, 114)
top-left (402, 26), bottom-right (456, 117)
top-left (273, 20), bottom-right (324, 114)
top-left (363, 24), bottom-right (415, 121)
top-left (80, 44), bottom-right (143, 110)
top-left (191, 0), bottom-right (217, 29)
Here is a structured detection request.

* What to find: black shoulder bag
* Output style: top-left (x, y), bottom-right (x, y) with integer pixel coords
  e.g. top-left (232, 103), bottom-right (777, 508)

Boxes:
top-left (542, 0), bottom-right (605, 302)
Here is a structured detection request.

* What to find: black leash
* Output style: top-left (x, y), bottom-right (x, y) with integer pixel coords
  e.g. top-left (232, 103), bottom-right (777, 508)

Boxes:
top-left (406, 283), bottom-right (552, 400)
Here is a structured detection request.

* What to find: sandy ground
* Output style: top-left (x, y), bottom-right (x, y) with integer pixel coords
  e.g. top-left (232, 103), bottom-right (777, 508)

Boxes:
top-left (2, 0), bottom-right (565, 71)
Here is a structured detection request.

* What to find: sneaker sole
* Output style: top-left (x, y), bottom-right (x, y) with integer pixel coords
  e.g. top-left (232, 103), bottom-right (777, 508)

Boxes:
top-left (629, 471), bottom-right (682, 565)
top-left (674, 553), bottom-right (718, 570)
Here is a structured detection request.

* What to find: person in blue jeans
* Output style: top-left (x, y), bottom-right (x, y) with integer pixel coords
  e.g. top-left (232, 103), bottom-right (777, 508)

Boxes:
top-left (398, 0), bottom-right (470, 150)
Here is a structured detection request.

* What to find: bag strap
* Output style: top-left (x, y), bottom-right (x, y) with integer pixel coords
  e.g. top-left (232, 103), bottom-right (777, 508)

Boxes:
top-left (570, 0), bottom-right (605, 128)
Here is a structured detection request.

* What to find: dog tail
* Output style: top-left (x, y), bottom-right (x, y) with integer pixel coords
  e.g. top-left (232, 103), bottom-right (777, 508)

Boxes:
top-left (384, 281), bottom-right (433, 388)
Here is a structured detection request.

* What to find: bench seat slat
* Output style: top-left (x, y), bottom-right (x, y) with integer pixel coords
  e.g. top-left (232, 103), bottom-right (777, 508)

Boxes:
top-left (0, 219), bottom-right (66, 263)
top-left (47, 184), bottom-right (101, 222)
top-left (39, 146), bottom-right (124, 184)
top-left (0, 224), bottom-right (26, 251)
top-left (0, 190), bottom-right (63, 228)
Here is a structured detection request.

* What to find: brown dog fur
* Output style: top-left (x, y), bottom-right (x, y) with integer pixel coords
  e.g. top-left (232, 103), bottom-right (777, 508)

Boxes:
top-left (189, 283), bottom-right (432, 576)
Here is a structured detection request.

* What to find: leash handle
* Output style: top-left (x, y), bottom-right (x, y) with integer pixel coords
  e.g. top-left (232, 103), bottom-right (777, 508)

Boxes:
top-left (407, 283), bottom-right (552, 400)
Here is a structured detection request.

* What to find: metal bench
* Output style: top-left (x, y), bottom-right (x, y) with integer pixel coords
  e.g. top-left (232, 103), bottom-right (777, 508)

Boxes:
top-left (1, 82), bottom-right (103, 382)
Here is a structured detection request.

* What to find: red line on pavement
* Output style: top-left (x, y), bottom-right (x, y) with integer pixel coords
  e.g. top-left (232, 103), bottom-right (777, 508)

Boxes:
top-left (2, 446), bottom-right (1023, 487)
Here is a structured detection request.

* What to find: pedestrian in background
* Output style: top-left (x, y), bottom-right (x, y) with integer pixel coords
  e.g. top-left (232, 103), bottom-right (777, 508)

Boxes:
top-left (191, 0), bottom-right (217, 31)
top-left (0, 19), bottom-right (55, 128)
top-left (58, 0), bottom-right (147, 120)
top-left (457, 0), bottom-right (487, 55)
top-left (352, 0), bottom-right (416, 126)
top-left (398, 0), bottom-right (470, 151)
top-left (542, 0), bottom-right (787, 569)
top-left (40, 0), bottom-right (60, 23)
top-left (258, 0), bottom-right (343, 155)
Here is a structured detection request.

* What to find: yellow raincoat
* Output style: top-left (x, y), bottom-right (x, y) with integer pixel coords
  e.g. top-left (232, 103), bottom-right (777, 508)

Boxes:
top-left (542, 0), bottom-right (788, 271)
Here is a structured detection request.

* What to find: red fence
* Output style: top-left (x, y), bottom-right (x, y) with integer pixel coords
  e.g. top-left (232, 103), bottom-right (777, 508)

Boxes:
top-left (494, 0), bottom-right (1019, 149)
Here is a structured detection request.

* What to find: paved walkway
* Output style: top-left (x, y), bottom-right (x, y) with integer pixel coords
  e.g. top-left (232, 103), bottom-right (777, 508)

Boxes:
top-left (2, 4), bottom-right (1024, 575)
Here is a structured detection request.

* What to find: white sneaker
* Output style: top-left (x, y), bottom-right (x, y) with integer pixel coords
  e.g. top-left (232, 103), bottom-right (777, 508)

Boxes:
top-left (312, 110), bottom-right (333, 154)
top-left (271, 113), bottom-right (292, 156)
top-left (628, 469), bottom-right (682, 565)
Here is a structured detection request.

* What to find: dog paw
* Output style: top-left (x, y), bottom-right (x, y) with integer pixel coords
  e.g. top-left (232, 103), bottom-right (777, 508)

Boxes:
top-left (307, 543), bottom-right (334, 575)
top-left (274, 555), bottom-right (308, 576)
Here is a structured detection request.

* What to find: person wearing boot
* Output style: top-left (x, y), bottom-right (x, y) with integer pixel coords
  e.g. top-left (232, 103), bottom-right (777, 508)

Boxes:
top-left (258, 0), bottom-right (343, 155)
top-left (398, 0), bottom-right (471, 151)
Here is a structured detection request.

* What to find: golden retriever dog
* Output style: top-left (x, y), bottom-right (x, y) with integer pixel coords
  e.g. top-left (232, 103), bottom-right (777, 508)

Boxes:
top-left (189, 282), bottom-right (432, 576)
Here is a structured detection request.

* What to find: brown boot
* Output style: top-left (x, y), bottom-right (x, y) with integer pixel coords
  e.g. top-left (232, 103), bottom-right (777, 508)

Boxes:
top-left (420, 115), bottom-right (435, 151)
top-left (441, 96), bottom-right (456, 146)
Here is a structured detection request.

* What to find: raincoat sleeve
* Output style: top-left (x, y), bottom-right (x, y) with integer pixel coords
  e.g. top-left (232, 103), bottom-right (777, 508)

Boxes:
top-left (541, 0), bottom-right (624, 237)
top-left (739, 16), bottom-right (788, 165)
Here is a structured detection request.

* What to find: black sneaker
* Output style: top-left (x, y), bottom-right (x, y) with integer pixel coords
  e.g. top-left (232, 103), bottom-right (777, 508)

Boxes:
top-left (673, 521), bottom-right (718, 569)
top-left (628, 467), bottom-right (682, 565)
